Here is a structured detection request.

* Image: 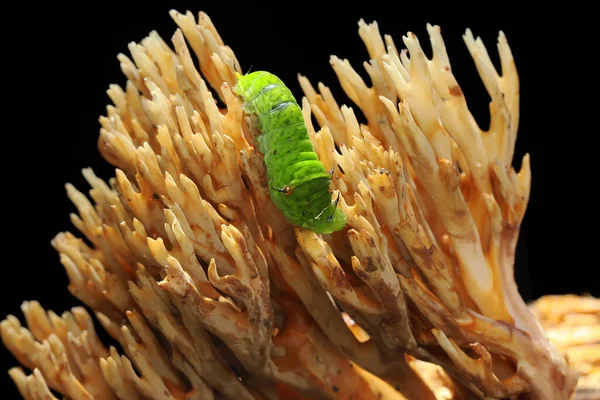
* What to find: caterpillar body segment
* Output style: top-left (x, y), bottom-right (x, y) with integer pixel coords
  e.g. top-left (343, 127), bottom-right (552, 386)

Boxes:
top-left (234, 71), bottom-right (346, 234)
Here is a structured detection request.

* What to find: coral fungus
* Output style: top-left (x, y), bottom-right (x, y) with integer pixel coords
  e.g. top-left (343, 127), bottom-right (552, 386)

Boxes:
top-left (2, 8), bottom-right (590, 400)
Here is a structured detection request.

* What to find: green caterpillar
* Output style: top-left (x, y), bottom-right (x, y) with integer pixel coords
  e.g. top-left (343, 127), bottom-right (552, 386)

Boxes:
top-left (234, 71), bottom-right (346, 234)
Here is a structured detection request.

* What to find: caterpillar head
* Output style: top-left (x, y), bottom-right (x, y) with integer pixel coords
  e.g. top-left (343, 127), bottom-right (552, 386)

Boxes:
top-left (311, 201), bottom-right (347, 234)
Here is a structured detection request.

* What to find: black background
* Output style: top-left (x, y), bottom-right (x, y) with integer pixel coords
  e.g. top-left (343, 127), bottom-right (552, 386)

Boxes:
top-left (2, 1), bottom-right (597, 397)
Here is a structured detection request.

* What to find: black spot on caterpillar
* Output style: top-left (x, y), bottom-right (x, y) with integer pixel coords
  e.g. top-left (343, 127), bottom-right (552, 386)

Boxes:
top-left (234, 71), bottom-right (346, 234)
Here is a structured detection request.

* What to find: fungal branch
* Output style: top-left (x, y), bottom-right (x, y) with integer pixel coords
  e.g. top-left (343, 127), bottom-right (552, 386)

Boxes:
top-left (299, 20), bottom-right (577, 399)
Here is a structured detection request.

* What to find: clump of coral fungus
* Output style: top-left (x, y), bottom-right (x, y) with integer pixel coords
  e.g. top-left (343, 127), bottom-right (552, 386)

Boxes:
top-left (0, 8), bottom-right (580, 400)
top-left (529, 295), bottom-right (600, 399)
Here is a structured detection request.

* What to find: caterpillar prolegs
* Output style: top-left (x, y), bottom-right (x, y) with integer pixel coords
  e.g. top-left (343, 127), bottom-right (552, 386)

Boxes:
top-left (234, 71), bottom-right (346, 234)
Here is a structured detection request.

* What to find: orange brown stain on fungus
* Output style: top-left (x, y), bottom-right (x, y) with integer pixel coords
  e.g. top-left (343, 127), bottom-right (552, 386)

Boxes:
top-left (163, 377), bottom-right (187, 399)
top-left (270, 298), bottom-right (315, 377)
top-left (272, 297), bottom-right (372, 400)
top-left (551, 365), bottom-right (567, 391)
top-left (449, 85), bottom-right (463, 97)
top-left (331, 266), bottom-right (352, 291)
top-left (273, 381), bottom-right (309, 400)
